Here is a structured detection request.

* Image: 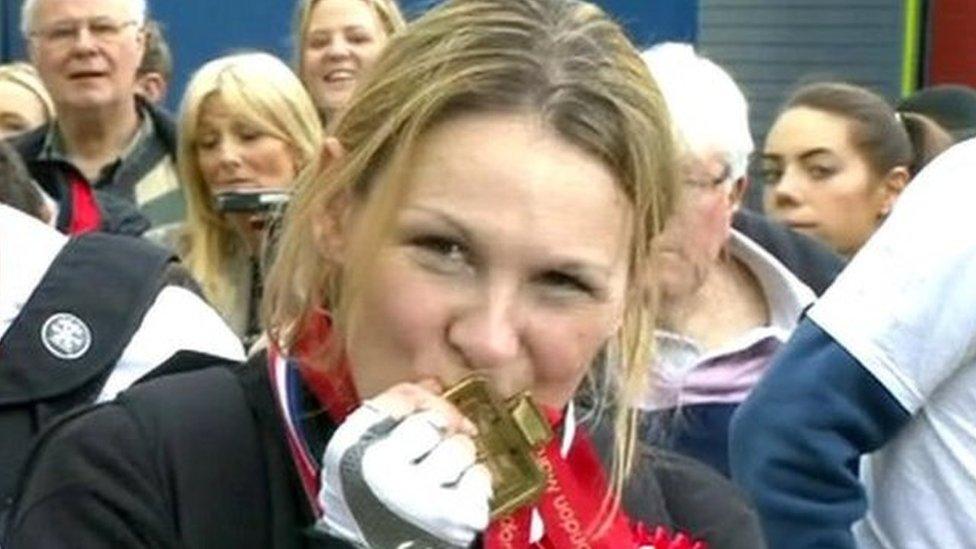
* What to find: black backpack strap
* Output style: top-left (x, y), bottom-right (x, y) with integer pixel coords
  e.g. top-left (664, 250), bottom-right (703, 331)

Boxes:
top-left (0, 232), bottom-right (174, 409)
top-left (0, 233), bottom-right (174, 517)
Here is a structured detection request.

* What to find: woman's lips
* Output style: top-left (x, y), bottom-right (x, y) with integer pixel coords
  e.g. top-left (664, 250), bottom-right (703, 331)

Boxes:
top-left (785, 220), bottom-right (818, 231)
top-left (323, 69), bottom-right (355, 84)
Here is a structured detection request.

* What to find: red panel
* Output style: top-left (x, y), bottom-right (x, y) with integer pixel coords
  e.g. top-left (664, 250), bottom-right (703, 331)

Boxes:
top-left (928, 0), bottom-right (976, 87)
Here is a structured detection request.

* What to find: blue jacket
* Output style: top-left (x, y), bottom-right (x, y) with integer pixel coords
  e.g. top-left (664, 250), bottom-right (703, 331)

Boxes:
top-left (729, 319), bottom-right (909, 548)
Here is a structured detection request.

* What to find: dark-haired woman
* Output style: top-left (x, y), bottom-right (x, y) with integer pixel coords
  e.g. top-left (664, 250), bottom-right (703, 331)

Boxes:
top-left (760, 82), bottom-right (952, 257)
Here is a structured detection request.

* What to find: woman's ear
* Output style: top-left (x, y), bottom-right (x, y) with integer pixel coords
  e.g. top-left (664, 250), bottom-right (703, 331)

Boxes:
top-left (728, 175), bottom-right (749, 212)
top-left (878, 166), bottom-right (910, 218)
top-left (314, 137), bottom-right (354, 259)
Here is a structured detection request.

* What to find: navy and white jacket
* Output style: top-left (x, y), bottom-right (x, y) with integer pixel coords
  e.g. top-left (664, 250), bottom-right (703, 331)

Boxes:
top-left (730, 139), bottom-right (976, 548)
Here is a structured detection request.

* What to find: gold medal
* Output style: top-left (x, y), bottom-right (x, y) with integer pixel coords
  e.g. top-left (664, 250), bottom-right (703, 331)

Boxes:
top-left (443, 376), bottom-right (554, 518)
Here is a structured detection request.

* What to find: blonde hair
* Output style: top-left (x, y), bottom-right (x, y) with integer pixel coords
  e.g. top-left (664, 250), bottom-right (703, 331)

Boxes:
top-left (294, 0), bottom-right (406, 70)
top-left (266, 0), bottom-right (676, 534)
top-left (0, 62), bottom-right (55, 123)
top-left (178, 52), bottom-right (323, 320)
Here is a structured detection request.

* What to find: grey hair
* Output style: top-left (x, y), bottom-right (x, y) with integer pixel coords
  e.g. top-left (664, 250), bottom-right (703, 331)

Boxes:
top-left (642, 43), bottom-right (754, 181)
top-left (21, 0), bottom-right (148, 36)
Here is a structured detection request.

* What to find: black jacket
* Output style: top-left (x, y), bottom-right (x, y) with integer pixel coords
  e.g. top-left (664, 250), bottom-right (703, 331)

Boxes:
top-left (4, 354), bottom-right (764, 549)
top-left (733, 209), bottom-right (845, 296)
top-left (7, 98), bottom-right (179, 236)
top-left (0, 231), bottom-right (202, 524)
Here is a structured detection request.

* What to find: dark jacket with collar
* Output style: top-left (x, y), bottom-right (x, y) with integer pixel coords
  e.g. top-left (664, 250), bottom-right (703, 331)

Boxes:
top-left (4, 353), bottom-right (764, 549)
top-left (733, 209), bottom-right (845, 296)
top-left (7, 97), bottom-right (182, 236)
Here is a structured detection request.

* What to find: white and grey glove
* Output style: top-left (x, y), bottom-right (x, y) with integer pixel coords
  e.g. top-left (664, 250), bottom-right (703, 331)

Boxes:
top-left (317, 401), bottom-right (493, 548)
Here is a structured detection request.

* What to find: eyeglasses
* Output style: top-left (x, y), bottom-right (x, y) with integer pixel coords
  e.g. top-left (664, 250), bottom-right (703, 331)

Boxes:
top-left (29, 17), bottom-right (139, 49)
top-left (684, 163), bottom-right (733, 191)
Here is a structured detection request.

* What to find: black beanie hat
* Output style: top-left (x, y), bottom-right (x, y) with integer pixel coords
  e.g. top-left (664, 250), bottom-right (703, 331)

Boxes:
top-left (898, 84), bottom-right (976, 141)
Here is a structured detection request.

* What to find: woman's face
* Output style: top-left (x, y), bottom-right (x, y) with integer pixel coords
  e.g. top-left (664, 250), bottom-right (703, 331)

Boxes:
top-left (761, 107), bottom-right (891, 256)
top-left (194, 93), bottom-right (299, 193)
top-left (0, 80), bottom-right (48, 138)
top-left (342, 113), bottom-right (634, 409)
top-left (301, 0), bottom-right (388, 118)
top-left (653, 149), bottom-right (742, 299)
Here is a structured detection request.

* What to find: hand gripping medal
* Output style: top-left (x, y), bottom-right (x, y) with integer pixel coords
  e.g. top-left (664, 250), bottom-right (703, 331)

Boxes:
top-left (443, 376), bottom-right (554, 518)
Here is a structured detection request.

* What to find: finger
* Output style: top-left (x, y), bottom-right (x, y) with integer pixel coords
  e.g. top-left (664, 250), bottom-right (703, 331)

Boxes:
top-left (376, 409), bottom-right (467, 463)
top-left (367, 382), bottom-right (441, 420)
top-left (416, 377), bottom-right (445, 394)
top-left (412, 378), bottom-right (477, 436)
top-left (456, 463), bottom-right (493, 503)
top-left (416, 434), bottom-right (478, 485)
top-left (446, 463), bottom-right (493, 532)
top-left (368, 382), bottom-right (477, 436)
top-left (414, 392), bottom-right (478, 437)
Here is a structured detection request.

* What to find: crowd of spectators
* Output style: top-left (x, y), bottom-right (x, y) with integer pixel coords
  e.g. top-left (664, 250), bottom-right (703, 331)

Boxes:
top-left (1, 0), bottom-right (974, 547)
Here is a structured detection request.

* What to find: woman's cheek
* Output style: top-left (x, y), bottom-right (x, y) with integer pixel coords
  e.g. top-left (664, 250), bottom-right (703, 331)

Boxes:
top-left (529, 317), bottom-right (611, 407)
top-left (348, 255), bottom-right (448, 394)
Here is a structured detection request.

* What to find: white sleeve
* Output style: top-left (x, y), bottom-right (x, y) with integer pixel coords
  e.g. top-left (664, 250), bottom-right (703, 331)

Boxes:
top-left (97, 286), bottom-right (246, 402)
top-left (807, 139), bottom-right (976, 414)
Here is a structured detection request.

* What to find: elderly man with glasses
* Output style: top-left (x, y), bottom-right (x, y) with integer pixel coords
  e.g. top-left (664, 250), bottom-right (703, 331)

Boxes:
top-left (8, 0), bottom-right (181, 238)
top-left (636, 43), bottom-right (844, 479)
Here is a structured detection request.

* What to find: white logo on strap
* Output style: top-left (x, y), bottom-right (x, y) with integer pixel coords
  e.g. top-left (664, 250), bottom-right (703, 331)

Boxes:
top-left (41, 313), bottom-right (92, 360)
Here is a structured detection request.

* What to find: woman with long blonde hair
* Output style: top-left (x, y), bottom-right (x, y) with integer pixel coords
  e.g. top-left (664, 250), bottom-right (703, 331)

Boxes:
top-left (294, 0), bottom-right (405, 124)
top-left (177, 52), bottom-right (322, 342)
top-left (5, 1), bottom-right (760, 547)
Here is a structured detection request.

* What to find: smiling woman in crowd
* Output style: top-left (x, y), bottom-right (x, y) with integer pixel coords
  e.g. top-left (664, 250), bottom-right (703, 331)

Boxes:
top-left (295, 0), bottom-right (405, 124)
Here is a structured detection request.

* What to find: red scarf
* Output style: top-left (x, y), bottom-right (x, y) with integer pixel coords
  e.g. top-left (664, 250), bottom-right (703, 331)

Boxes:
top-left (272, 313), bottom-right (705, 549)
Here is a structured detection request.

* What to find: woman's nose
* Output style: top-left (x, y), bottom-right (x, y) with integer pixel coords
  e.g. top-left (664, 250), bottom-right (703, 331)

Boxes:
top-left (216, 141), bottom-right (242, 167)
top-left (770, 166), bottom-right (804, 210)
top-left (324, 36), bottom-right (352, 59)
top-left (447, 289), bottom-right (521, 371)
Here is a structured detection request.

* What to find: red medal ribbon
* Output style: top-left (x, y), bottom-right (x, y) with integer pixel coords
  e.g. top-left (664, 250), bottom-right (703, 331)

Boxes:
top-left (271, 311), bottom-right (705, 548)
top-left (484, 426), bottom-right (706, 548)
top-left (484, 418), bottom-right (635, 549)
top-left (293, 312), bottom-right (360, 422)
top-left (268, 313), bottom-right (359, 517)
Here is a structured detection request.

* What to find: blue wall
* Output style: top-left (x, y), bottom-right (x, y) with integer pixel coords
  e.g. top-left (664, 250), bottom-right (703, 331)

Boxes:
top-left (399, 0), bottom-right (699, 45)
top-left (2, 0), bottom-right (27, 61)
top-left (2, 1), bottom-right (697, 113)
top-left (151, 3), bottom-right (295, 111)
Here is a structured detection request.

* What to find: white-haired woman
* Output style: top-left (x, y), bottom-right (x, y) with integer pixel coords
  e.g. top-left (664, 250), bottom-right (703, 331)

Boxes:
top-left (177, 52), bottom-right (323, 343)
top-left (639, 43), bottom-right (824, 477)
